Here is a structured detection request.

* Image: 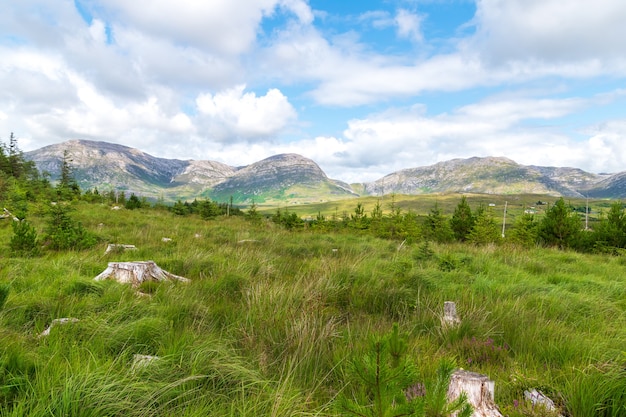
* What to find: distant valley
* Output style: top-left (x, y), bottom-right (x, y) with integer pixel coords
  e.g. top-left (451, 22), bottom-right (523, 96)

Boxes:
top-left (25, 140), bottom-right (626, 203)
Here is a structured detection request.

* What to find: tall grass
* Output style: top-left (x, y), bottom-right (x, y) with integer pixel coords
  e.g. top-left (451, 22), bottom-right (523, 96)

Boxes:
top-left (0, 202), bottom-right (624, 415)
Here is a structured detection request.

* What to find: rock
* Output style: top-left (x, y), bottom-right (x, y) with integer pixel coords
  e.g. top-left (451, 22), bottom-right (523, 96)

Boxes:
top-left (94, 261), bottom-right (190, 287)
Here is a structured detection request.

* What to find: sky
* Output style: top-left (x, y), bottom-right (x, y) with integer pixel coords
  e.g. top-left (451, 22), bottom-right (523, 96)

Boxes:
top-left (1, 0), bottom-right (626, 183)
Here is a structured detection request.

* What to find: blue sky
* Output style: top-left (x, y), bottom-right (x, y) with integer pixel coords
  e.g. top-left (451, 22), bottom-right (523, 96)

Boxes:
top-left (1, 0), bottom-right (626, 182)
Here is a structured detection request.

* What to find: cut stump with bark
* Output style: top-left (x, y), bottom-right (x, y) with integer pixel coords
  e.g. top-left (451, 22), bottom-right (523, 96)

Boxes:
top-left (447, 369), bottom-right (503, 417)
top-left (94, 261), bottom-right (190, 287)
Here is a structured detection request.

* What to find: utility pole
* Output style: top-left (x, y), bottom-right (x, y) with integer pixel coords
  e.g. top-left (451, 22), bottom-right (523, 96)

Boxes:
top-left (585, 196), bottom-right (589, 230)
top-left (501, 201), bottom-right (508, 238)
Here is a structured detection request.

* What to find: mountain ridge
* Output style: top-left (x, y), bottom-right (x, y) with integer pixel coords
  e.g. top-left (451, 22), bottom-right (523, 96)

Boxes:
top-left (24, 140), bottom-right (626, 202)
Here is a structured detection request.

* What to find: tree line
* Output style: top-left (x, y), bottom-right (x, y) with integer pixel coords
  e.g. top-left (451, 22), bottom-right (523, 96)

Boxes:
top-left (273, 195), bottom-right (626, 254)
top-left (3, 133), bottom-right (626, 256)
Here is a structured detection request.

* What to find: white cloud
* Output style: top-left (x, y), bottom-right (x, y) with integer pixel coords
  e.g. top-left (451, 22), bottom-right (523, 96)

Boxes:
top-left (102, 0), bottom-right (312, 55)
top-left (281, 93), bottom-right (626, 182)
top-left (195, 85), bottom-right (297, 141)
top-left (473, 0), bottom-right (626, 63)
top-left (262, 0), bottom-right (626, 106)
top-left (395, 9), bottom-right (423, 42)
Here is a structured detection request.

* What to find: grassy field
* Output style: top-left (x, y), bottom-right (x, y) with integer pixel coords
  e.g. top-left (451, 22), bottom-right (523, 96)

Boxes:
top-left (259, 193), bottom-right (609, 223)
top-left (0, 200), bottom-right (625, 416)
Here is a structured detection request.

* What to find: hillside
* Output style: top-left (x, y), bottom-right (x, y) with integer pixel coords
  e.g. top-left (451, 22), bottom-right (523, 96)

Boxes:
top-left (25, 140), bottom-right (626, 201)
top-left (209, 153), bottom-right (357, 204)
top-left (364, 156), bottom-right (607, 197)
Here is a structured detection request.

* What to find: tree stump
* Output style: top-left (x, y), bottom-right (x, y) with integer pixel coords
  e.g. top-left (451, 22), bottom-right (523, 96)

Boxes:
top-left (524, 389), bottom-right (562, 415)
top-left (447, 370), bottom-right (503, 417)
top-left (2, 208), bottom-right (19, 221)
top-left (443, 301), bottom-right (461, 327)
top-left (38, 318), bottom-right (79, 338)
top-left (131, 354), bottom-right (160, 372)
top-left (94, 261), bottom-right (190, 287)
top-left (104, 244), bottom-right (137, 254)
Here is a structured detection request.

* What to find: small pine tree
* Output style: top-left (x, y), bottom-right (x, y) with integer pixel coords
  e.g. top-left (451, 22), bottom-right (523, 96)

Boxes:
top-left (537, 198), bottom-right (581, 249)
top-left (246, 201), bottom-right (261, 223)
top-left (44, 203), bottom-right (97, 250)
top-left (509, 212), bottom-right (538, 247)
top-left (422, 204), bottom-right (454, 243)
top-left (56, 150), bottom-right (81, 200)
top-left (592, 201), bottom-right (626, 250)
top-left (468, 205), bottom-right (500, 245)
top-left (450, 196), bottom-right (475, 242)
top-left (336, 324), bottom-right (472, 417)
top-left (125, 193), bottom-right (143, 210)
top-left (10, 220), bottom-right (40, 257)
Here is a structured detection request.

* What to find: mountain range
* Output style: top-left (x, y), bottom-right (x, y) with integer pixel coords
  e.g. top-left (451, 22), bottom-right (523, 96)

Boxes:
top-left (24, 140), bottom-right (626, 203)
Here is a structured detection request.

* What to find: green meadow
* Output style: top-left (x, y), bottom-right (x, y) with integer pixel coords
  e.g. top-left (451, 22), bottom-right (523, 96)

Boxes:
top-left (1, 199), bottom-right (625, 416)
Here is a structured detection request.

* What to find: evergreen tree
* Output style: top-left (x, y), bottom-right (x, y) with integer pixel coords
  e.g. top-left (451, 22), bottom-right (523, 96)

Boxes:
top-left (450, 196), bottom-right (475, 242)
top-left (125, 193), bottom-right (143, 210)
top-left (350, 202), bottom-right (369, 229)
top-left (246, 200), bottom-right (262, 223)
top-left (537, 198), bottom-right (582, 249)
top-left (591, 201), bottom-right (626, 251)
top-left (0, 139), bottom-right (9, 176)
top-left (422, 204), bottom-right (454, 243)
top-left (469, 205), bottom-right (501, 245)
top-left (10, 220), bottom-right (40, 257)
top-left (56, 150), bottom-right (81, 200)
top-left (509, 212), bottom-right (538, 247)
top-left (44, 203), bottom-right (98, 250)
top-left (198, 199), bottom-right (221, 219)
top-left (336, 324), bottom-right (472, 417)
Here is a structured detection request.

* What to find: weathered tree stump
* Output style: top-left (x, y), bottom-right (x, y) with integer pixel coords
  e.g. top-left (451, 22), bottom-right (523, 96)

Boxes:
top-left (94, 261), bottom-right (190, 287)
top-left (131, 354), bottom-right (160, 372)
top-left (38, 318), bottom-right (79, 338)
top-left (443, 301), bottom-right (461, 327)
top-left (524, 389), bottom-right (562, 415)
top-left (447, 370), bottom-right (503, 417)
top-left (104, 244), bottom-right (137, 254)
top-left (2, 208), bottom-right (19, 221)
